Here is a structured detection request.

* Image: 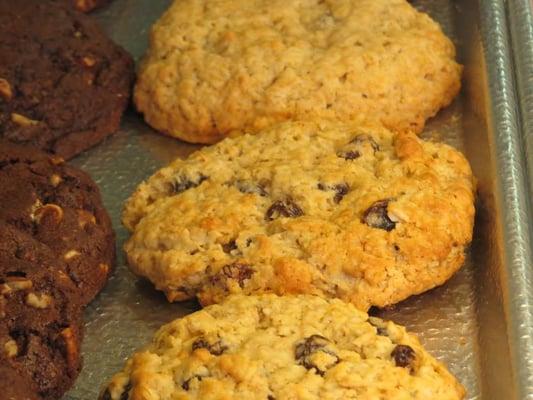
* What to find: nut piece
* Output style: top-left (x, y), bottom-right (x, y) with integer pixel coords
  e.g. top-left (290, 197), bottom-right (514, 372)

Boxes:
top-left (11, 113), bottom-right (39, 126)
top-left (64, 249), bottom-right (81, 260)
top-left (50, 156), bottom-right (64, 166)
top-left (0, 78), bottom-right (12, 101)
top-left (0, 296), bottom-right (5, 318)
top-left (49, 174), bottom-right (63, 187)
top-left (75, 0), bottom-right (96, 12)
top-left (29, 199), bottom-right (44, 220)
top-left (99, 263), bottom-right (110, 275)
top-left (61, 327), bottom-right (79, 370)
top-left (78, 209), bottom-right (96, 227)
top-left (1, 279), bottom-right (33, 295)
top-left (4, 339), bottom-right (18, 358)
top-left (82, 56), bottom-right (96, 67)
top-left (26, 292), bottom-right (52, 309)
top-left (34, 204), bottom-right (64, 225)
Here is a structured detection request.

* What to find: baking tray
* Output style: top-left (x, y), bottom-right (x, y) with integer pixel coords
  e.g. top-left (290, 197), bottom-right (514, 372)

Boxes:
top-left (62, 0), bottom-right (533, 398)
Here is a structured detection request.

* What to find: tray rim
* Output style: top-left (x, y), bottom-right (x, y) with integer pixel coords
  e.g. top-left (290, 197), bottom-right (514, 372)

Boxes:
top-left (480, 0), bottom-right (533, 398)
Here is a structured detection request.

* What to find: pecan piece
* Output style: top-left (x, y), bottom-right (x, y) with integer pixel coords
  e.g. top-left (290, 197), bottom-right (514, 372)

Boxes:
top-left (0, 78), bottom-right (12, 101)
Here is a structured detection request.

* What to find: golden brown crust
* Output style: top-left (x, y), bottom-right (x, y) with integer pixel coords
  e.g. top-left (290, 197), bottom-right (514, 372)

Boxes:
top-left (134, 0), bottom-right (461, 143)
top-left (99, 295), bottom-right (465, 400)
top-left (122, 120), bottom-right (475, 311)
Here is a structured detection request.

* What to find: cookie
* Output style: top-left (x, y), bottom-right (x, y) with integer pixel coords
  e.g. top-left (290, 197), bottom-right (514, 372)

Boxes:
top-left (122, 120), bottom-right (475, 310)
top-left (99, 294), bottom-right (465, 400)
top-left (0, 233), bottom-right (83, 399)
top-left (0, 139), bottom-right (115, 305)
top-left (134, 0), bottom-right (462, 144)
top-left (0, 0), bottom-right (134, 159)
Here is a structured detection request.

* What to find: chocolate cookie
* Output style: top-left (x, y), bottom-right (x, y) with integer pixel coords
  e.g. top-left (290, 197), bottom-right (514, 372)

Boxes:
top-left (0, 139), bottom-right (115, 305)
top-left (0, 232), bottom-right (83, 399)
top-left (0, 0), bottom-right (133, 159)
top-left (0, 140), bottom-right (115, 398)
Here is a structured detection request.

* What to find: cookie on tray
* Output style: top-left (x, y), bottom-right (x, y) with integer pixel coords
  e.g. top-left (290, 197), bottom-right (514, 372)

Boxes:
top-left (0, 0), bottom-right (134, 159)
top-left (134, 0), bottom-right (462, 144)
top-left (122, 120), bottom-right (475, 311)
top-left (0, 238), bottom-right (83, 400)
top-left (99, 295), bottom-right (465, 400)
top-left (0, 139), bottom-right (115, 305)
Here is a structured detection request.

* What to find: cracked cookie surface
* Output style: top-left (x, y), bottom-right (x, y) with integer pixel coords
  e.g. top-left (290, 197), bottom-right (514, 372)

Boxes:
top-left (0, 242), bottom-right (83, 400)
top-left (99, 295), bottom-right (465, 400)
top-left (135, 0), bottom-right (461, 143)
top-left (122, 120), bottom-right (475, 310)
top-left (0, 0), bottom-right (133, 159)
top-left (0, 139), bottom-right (115, 305)
top-left (0, 139), bottom-right (115, 398)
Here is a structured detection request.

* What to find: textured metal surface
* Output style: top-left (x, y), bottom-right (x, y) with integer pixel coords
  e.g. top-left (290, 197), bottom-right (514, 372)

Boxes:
top-left (503, 0), bottom-right (533, 398)
top-left (60, 0), bottom-right (531, 398)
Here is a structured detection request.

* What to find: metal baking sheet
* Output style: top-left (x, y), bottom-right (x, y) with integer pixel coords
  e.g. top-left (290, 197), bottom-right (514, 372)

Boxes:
top-left (63, 0), bottom-right (533, 398)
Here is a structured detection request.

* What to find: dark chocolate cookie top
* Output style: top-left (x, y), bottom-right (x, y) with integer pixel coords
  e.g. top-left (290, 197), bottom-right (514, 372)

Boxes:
top-left (0, 358), bottom-right (42, 400)
top-left (0, 0), bottom-right (133, 159)
top-left (0, 140), bottom-right (116, 398)
top-left (0, 139), bottom-right (115, 305)
top-left (0, 238), bottom-right (83, 400)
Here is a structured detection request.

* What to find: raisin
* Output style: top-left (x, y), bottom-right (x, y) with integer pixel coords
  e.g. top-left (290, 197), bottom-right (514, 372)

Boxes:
top-left (222, 263), bottom-right (254, 288)
top-left (99, 389), bottom-right (112, 400)
top-left (362, 200), bottom-right (395, 231)
top-left (222, 240), bottom-right (238, 254)
top-left (265, 199), bottom-right (303, 220)
top-left (119, 382), bottom-right (132, 400)
top-left (295, 335), bottom-right (339, 376)
top-left (337, 134), bottom-right (379, 160)
top-left (391, 344), bottom-right (416, 369)
top-left (170, 174), bottom-right (208, 194)
top-left (192, 337), bottom-right (228, 355)
top-left (268, 396), bottom-right (276, 400)
top-left (333, 184), bottom-right (349, 203)
top-left (317, 183), bottom-right (349, 204)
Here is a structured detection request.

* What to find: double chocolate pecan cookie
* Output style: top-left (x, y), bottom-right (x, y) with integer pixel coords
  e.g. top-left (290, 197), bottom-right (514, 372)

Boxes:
top-left (0, 0), bottom-right (133, 159)
top-left (0, 242), bottom-right (83, 400)
top-left (123, 120), bottom-right (475, 311)
top-left (0, 139), bottom-right (115, 399)
top-left (99, 295), bottom-right (465, 400)
top-left (0, 139), bottom-right (115, 304)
